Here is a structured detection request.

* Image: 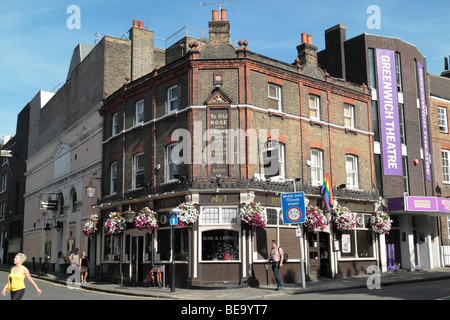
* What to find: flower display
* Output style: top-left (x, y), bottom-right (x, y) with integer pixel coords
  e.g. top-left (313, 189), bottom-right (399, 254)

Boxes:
top-left (371, 210), bottom-right (393, 235)
top-left (134, 207), bottom-right (158, 234)
top-left (332, 205), bottom-right (356, 231)
top-left (239, 202), bottom-right (267, 228)
top-left (104, 211), bottom-right (126, 236)
top-left (83, 214), bottom-right (99, 238)
top-left (305, 206), bottom-right (328, 231)
top-left (175, 202), bottom-right (199, 228)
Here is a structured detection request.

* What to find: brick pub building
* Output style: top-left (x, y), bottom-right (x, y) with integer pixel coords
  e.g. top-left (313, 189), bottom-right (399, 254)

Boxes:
top-left (319, 25), bottom-right (450, 271)
top-left (96, 11), bottom-right (382, 287)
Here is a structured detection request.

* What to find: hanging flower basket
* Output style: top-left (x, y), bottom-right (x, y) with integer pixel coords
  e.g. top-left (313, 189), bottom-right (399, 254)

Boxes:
top-left (371, 210), bottom-right (393, 235)
top-left (305, 206), bottom-right (328, 231)
top-left (134, 207), bottom-right (158, 234)
top-left (332, 205), bottom-right (356, 231)
top-left (83, 214), bottom-right (99, 238)
top-left (104, 211), bottom-right (126, 236)
top-left (175, 202), bottom-right (199, 228)
top-left (239, 202), bottom-right (267, 229)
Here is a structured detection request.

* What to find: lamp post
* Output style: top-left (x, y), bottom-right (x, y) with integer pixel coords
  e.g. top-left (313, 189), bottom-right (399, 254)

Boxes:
top-left (288, 177), bottom-right (306, 290)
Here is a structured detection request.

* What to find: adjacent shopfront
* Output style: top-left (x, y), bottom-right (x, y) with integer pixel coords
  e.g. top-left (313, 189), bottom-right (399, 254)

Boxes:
top-left (387, 196), bottom-right (449, 271)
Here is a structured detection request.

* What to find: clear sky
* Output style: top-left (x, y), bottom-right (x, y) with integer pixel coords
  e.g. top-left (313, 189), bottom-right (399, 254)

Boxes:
top-left (1, 0), bottom-right (449, 138)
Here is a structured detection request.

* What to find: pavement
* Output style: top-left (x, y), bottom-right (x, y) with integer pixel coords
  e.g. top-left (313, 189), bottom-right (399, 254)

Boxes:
top-left (2, 265), bottom-right (450, 300)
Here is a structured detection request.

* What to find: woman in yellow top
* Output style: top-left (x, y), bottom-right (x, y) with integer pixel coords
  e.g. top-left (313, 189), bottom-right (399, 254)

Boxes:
top-left (2, 253), bottom-right (42, 300)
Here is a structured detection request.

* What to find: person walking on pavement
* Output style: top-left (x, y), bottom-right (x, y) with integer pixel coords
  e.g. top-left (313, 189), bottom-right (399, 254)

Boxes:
top-left (2, 253), bottom-right (42, 300)
top-left (80, 251), bottom-right (89, 283)
top-left (270, 240), bottom-right (284, 291)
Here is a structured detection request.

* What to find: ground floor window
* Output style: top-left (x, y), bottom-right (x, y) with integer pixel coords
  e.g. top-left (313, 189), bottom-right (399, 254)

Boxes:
top-left (104, 235), bottom-right (121, 261)
top-left (156, 228), bottom-right (189, 261)
top-left (337, 213), bottom-right (374, 259)
top-left (201, 229), bottom-right (239, 261)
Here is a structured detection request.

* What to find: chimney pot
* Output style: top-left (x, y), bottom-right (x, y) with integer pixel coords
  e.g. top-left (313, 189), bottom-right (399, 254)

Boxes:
top-left (221, 9), bottom-right (227, 20)
top-left (138, 20), bottom-right (144, 29)
top-left (307, 34), bottom-right (312, 45)
top-left (212, 10), bottom-right (219, 21)
top-left (133, 19), bottom-right (138, 28)
top-left (301, 33), bottom-right (307, 44)
top-left (445, 57), bottom-right (449, 71)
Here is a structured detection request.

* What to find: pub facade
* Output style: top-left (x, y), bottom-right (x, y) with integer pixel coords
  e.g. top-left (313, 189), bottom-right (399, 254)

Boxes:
top-left (94, 10), bottom-right (381, 287)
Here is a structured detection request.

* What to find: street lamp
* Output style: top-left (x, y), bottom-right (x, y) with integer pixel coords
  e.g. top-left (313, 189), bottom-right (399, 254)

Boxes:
top-left (124, 206), bottom-right (136, 223)
top-left (85, 177), bottom-right (101, 198)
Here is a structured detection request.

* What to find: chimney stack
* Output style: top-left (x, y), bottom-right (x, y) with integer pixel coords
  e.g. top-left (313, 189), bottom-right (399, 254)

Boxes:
top-left (129, 19), bottom-right (155, 81)
top-left (442, 56), bottom-right (450, 78)
top-left (209, 10), bottom-right (230, 44)
top-left (297, 32), bottom-right (318, 67)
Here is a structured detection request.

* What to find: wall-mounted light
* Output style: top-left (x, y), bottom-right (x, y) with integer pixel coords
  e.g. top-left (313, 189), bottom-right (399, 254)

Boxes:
top-left (85, 177), bottom-right (102, 198)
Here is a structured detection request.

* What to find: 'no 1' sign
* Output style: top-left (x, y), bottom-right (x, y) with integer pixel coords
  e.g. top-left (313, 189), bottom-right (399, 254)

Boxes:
top-left (281, 192), bottom-right (306, 224)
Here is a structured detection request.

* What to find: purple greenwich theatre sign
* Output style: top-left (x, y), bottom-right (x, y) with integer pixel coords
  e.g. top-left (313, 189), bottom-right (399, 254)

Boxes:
top-left (417, 61), bottom-right (432, 181)
top-left (376, 49), bottom-right (402, 176)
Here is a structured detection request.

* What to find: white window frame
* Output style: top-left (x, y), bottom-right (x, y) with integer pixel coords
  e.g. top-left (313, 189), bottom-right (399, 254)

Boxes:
top-left (442, 150), bottom-right (450, 184)
top-left (135, 100), bottom-right (144, 126)
top-left (168, 85), bottom-right (178, 113)
top-left (200, 206), bottom-right (239, 225)
top-left (0, 173), bottom-right (6, 193)
top-left (110, 162), bottom-right (117, 195)
top-left (311, 149), bottom-right (323, 186)
top-left (166, 144), bottom-right (180, 182)
top-left (133, 153), bottom-right (145, 189)
top-left (263, 141), bottom-right (285, 181)
top-left (0, 201), bottom-right (5, 221)
top-left (309, 94), bottom-right (320, 121)
top-left (344, 103), bottom-right (355, 128)
top-left (438, 107), bottom-right (448, 133)
top-left (112, 113), bottom-right (119, 136)
top-left (345, 154), bottom-right (359, 189)
top-left (268, 84), bottom-right (282, 112)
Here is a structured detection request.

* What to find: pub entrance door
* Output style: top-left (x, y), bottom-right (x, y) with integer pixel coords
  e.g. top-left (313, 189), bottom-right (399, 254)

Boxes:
top-left (307, 231), bottom-right (331, 279)
top-left (131, 236), bottom-right (144, 282)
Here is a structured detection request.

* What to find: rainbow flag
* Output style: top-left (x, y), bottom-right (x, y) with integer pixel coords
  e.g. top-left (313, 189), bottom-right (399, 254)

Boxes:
top-left (321, 171), bottom-right (333, 211)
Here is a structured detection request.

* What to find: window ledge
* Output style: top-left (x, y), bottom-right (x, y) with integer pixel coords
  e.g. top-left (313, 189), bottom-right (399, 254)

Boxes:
top-left (345, 127), bottom-right (357, 135)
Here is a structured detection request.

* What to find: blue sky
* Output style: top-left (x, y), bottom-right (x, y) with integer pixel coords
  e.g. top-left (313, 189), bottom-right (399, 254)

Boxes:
top-left (1, 0), bottom-right (449, 138)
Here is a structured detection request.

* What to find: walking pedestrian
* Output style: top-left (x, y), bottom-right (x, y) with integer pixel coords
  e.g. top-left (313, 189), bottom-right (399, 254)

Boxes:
top-left (2, 253), bottom-right (42, 300)
top-left (58, 251), bottom-right (67, 275)
top-left (69, 248), bottom-right (80, 268)
top-left (80, 251), bottom-right (89, 283)
top-left (269, 240), bottom-right (284, 291)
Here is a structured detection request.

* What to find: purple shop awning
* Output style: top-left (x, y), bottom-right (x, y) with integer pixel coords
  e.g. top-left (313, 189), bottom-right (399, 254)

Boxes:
top-left (388, 196), bottom-right (450, 215)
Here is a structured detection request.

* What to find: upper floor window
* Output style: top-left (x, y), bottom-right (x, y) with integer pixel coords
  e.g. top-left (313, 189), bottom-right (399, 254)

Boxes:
top-left (268, 84), bottom-right (282, 111)
top-left (345, 155), bottom-right (359, 189)
top-left (110, 162), bottom-right (117, 195)
top-left (0, 201), bottom-right (5, 220)
top-left (442, 150), bottom-right (450, 184)
top-left (166, 144), bottom-right (180, 182)
top-left (263, 141), bottom-right (285, 181)
top-left (311, 149), bottom-right (323, 186)
top-left (395, 52), bottom-right (403, 92)
top-left (399, 104), bottom-right (406, 144)
top-left (344, 103), bottom-right (354, 128)
top-left (133, 153), bottom-right (145, 189)
top-left (135, 100), bottom-right (144, 126)
top-left (168, 86), bottom-right (178, 112)
top-left (112, 113), bottom-right (119, 136)
top-left (0, 173), bottom-right (7, 193)
top-left (309, 94), bottom-right (320, 120)
top-left (438, 107), bottom-right (448, 133)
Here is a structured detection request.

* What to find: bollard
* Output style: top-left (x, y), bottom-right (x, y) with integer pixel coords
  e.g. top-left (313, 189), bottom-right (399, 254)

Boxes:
top-left (38, 257), bottom-right (42, 274)
top-left (32, 257), bottom-right (36, 273)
